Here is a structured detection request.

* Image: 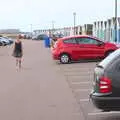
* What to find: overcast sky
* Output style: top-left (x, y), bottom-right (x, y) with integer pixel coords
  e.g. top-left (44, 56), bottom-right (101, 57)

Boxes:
top-left (0, 0), bottom-right (120, 32)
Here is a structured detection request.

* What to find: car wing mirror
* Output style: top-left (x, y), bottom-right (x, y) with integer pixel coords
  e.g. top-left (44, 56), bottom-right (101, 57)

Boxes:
top-left (97, 42), bottom-right (104, 46)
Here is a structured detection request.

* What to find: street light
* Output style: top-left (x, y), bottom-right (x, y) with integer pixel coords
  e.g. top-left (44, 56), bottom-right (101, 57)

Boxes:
top-left (115, 0), bottom-right (117, 42)
top-left (73, 12), bottom-right (76, 35)
top-left (30, 24), bottom-right (33, 38)
top-left (52, 21), bottom-right (55, 34)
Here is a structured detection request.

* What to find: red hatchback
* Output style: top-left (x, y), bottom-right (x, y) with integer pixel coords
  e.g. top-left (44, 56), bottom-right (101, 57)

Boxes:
top-left (52, 35), bottom-right (118, 64)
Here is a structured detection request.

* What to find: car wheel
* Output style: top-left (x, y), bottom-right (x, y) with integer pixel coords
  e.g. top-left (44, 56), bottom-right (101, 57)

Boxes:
top-left (60, 54), bottom-right (70, 64)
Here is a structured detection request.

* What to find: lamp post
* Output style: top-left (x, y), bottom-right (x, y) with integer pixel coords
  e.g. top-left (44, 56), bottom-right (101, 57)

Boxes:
top-left (30, 24), bottom-right (33, 38)
top-left (52, 21), bottom-right (55, 34)
top-left (73, 12), bottom-right (76, 35)
top-left (115, 0), bottom-right (117, 42)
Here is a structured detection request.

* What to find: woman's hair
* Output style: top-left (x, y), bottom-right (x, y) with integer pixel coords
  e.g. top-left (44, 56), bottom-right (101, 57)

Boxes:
top-left (18, 35), bottom-right (22, 39)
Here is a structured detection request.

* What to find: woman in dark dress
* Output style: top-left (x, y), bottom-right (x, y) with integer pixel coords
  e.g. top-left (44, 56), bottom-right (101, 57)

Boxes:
top-left (13, 35), bottom-right (23, 69)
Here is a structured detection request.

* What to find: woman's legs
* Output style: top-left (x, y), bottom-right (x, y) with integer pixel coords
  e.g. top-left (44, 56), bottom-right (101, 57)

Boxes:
top-left (16, 58), bottom-right (19, 66)
top-left (16, 57), bottom-right (22, 69)
top-left (18, 58), bottom-right (22, 68)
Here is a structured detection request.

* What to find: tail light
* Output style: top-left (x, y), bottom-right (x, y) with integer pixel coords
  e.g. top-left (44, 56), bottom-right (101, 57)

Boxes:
top-left (54, 41), bottom-right (58, 48)
top-left (99, 77), bottom-right (112, 93)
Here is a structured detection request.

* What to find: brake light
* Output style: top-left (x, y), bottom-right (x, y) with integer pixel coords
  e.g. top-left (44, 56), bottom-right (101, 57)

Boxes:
top-left (54, 41), bottom-right (58, 48)
top-left (99, 77), bottom-right (112, 93)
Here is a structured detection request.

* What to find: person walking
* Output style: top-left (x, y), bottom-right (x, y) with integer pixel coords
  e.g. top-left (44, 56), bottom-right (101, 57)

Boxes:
top-left (13, 35), bottom-right (23, 69)
top-left (50, 34), bottom-right (57, 48)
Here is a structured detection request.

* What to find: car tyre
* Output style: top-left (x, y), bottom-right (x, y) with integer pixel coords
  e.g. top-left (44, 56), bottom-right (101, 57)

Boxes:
top-left (60, 54), bottom-right (71, 64)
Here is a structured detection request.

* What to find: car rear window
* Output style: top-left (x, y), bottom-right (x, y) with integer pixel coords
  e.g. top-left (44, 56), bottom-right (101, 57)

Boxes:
top-left (99, 49), bottom-right (120, 68)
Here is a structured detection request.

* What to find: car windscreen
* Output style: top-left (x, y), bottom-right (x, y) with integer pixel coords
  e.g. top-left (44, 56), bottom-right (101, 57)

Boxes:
top-left (98, 49), bottom-right (120, 68)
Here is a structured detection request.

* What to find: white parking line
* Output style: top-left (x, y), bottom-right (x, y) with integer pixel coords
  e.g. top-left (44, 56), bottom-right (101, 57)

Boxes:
top-left (71, 82), bottom-right (90, 84)
top-left (80, 99), bottom-right (89, 102)
top-left (88, 111), bottom-right (120, 116)
top-left (64, 74), bottom-right (91, 77)
top-left (74, 89), bottom-right (91, 92)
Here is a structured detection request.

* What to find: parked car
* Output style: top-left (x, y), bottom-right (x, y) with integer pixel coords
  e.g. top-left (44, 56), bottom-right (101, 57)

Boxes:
top-left (32, 35), bottom-right (37, 40)
top-left (90, 49), bottom-right (120, 111)
top-left (9, 39), bottom-right (14, 45)
top-left (0, 37), bottom-right (9, 46)
top-left (0, 37), bottom-right (13, 45)
top-left (32, 34), bottom-right (48, 40)
top-left (2, 37), bottom-right (14, 45)
top-left (25, 34), bottom-right (32, 39)
top-left (52, 35), bottom-right (118, 64)
top-left (52, 33), bottom-right (64, 39)
top-left (0, 41), bottom-right (4, 46)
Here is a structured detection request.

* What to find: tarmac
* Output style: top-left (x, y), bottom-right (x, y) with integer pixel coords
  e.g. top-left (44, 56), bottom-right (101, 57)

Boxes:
top-left (0, 40), bottom-right (84, 120)
top-left (1, 40), bottom-right (120, 120)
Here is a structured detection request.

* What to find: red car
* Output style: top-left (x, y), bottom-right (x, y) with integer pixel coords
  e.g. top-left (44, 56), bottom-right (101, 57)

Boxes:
top-left (52, 35), bottom-right (118, 64)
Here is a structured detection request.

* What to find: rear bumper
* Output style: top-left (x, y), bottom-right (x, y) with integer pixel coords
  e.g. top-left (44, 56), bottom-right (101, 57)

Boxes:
top-left (52, 54), bottom-right (59, 60)
top-left (51, 49), bottom-right (60, 60)
top-left (91, 93), bottom-right (120, 111)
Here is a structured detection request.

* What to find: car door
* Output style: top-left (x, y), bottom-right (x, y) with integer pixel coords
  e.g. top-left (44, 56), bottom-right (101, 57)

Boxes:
top-left (76, 37), bottom-right (105, 59)
top-left (63, 38), bottom-right (80, 60)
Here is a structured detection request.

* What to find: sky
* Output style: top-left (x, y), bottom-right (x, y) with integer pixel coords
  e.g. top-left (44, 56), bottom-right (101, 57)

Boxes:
top-left (0, 0), bottom-right (120, 32)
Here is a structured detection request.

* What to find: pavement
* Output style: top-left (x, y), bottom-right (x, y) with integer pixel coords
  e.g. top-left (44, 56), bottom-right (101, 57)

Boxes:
top-left (0, 40), bottom-right (120, 120)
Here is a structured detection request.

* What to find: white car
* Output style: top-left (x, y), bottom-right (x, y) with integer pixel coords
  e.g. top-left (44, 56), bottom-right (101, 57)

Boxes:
top-left (0, 37), bottom-right (10, 45)
top-left (2, 37), bottom-right (13, 44)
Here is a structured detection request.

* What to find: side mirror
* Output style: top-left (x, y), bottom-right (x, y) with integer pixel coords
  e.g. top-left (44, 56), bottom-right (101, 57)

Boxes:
top-left (97, 42), bottom-right (104, 46)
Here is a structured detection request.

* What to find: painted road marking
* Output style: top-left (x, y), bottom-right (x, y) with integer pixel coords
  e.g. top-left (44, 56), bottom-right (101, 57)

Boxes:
top-left (74, 89), bottom-right (91, 92)
top-left (71, 81), bottom-right (91, 84)
top-left (80, 99), bottom-right (89, 102)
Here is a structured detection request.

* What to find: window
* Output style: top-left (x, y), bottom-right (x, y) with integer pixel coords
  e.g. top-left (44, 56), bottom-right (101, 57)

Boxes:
top-left (64, 38), bottom-right (77, 44)
top-left (76, 37), bottom-right (99, 44)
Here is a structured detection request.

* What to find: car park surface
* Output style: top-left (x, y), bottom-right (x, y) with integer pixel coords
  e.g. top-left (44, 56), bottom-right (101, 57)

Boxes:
top-left (0, 40), bottom-right (85, 120)
top-left (0, 40), bottom-right (120, 120)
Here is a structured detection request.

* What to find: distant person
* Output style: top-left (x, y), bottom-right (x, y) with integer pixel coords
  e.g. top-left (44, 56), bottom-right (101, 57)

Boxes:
top-left (13, 35), bottom-right (23, 69)
top-left (51, 35), bottom-right (57, 48)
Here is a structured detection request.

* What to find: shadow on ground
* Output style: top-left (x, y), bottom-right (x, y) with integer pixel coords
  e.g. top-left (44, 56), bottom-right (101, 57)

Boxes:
top-left (56, 59), bottom-right (102, 65)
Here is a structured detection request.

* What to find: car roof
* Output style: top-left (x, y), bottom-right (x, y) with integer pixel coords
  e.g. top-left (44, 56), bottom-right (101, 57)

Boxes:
top-left (59, 35), bottom-right (102, 41)
top-left (98, 49), bottom-right (120, 69)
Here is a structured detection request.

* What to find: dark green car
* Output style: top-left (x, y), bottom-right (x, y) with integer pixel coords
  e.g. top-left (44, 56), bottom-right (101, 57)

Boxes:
top-left (90, 49), bottom-right (120, 111)
top-left (33, 34), bottom-right (48, 40)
